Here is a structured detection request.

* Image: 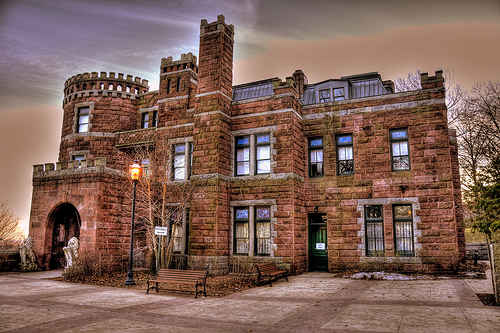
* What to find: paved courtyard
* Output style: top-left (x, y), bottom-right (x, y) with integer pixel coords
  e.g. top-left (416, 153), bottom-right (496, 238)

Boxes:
top-left (0, 270), bottom-right (499, 332)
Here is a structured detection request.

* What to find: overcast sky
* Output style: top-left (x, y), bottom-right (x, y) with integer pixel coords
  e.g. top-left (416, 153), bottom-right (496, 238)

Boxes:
top-left (1, 0), bottom-right (499, 233)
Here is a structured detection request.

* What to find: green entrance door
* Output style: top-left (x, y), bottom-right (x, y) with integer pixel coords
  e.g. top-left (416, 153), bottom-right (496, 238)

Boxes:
top-left (309, 213), bottom-right (328, 271)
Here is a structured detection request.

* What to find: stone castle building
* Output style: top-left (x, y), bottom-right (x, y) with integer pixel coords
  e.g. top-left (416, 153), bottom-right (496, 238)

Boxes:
top-left (29, 15), bottom-right (465, 273)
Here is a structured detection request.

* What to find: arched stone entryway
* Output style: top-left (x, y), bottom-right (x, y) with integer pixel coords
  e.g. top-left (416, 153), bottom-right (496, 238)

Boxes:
top-left (47, 203), bottom-right (81, 269)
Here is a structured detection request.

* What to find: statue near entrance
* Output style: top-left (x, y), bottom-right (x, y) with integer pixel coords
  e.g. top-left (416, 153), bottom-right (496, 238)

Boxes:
top-left (19, 236), bottom-right (38, 271)
top-left (63, 237), bottom-right (80, 273)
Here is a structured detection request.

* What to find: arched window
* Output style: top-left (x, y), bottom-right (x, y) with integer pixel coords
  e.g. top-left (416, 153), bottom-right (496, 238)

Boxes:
top-left (100, 83), bottom-right (104, 90)
top-left (117, 84), bottom-right (122, 92)
top-left (134, 88), bottom-right (139, 94)
top-left (108, 84), bottom-right (113, 90)
top-left (83, 83), bottom-right (87, 90)
top-left (126, 86), bottom-right (131, 93)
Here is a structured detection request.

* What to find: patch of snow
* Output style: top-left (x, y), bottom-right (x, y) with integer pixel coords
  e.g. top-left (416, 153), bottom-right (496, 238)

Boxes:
top-left (348, 271), bottom-right (449, 281)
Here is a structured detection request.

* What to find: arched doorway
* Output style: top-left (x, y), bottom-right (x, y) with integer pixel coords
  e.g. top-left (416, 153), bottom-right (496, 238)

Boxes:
top-left (48, 203), bottom-right (81, 269)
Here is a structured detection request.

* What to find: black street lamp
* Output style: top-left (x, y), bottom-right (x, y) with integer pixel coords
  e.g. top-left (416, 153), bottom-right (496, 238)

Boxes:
top-left (125, 161), bottom-right (141, 286)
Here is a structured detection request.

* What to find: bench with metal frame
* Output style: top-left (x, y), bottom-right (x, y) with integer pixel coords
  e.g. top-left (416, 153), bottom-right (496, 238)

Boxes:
top-left (255, 262), bottom-right (288, 287)
top-left (146, 268), bottom-right (208, 298)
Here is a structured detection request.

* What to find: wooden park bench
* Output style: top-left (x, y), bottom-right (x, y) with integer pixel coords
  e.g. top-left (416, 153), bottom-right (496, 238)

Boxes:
top-left (255, 262), bottom-right (289, 287)
top-left (146, 269), bottom-right (208, 298)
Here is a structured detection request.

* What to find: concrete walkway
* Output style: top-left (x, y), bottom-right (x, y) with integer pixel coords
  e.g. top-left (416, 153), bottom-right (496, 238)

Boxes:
top-left (1, 270), bottom-right (499, 332)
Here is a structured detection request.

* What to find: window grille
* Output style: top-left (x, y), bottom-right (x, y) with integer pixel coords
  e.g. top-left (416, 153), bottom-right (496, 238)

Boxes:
top-left (365, 205), bottom-right (384, 256)
top-left (393, 205), bottom-right (414, 257)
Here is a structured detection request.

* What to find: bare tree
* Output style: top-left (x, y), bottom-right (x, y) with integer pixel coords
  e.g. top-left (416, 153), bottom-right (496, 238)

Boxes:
top-left (0, 201), bottom-right (23, 248)
top-left (394, 69), bottom-right (422, 92)
top-left (457, 81), bottom-right (500, 189)
top-left (128, 134), bottom-right (199, 272)
top-left (395, 68), bottom-right (466, 126)
top-left (467, 81), bottom-right (500, 155)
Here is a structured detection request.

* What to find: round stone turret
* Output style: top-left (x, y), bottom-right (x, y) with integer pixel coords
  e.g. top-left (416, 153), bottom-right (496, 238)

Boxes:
top-left (59, 71), bottom-right (150, 169)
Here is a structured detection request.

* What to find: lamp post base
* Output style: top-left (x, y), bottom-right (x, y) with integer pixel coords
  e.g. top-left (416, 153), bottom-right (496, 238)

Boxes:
top-left (124, 270), bottom-right (135, 285)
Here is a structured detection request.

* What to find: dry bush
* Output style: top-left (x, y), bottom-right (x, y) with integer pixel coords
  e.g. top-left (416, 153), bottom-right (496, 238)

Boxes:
top-left (64, 247), bottom-right (124, 280)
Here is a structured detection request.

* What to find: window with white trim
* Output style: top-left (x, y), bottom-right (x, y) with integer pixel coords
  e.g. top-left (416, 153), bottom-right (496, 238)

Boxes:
top-left (390, 128), bottom-right (410, 171)
top-left (337, 134), bottom-right (353, 175)
top-left (235, 133), bottom-right (271, 176)
top-left (76, 107), bottom-right (90, 133)
top-left (235, 136), bottom-right (250, 176)
top-left (308, 137), bottom-right (324, 177)
top-left (234, 206), bottom-right (271, 256)
top-left (141, 113), bottom-right (149, 129)
top-left (172, 142), bottom-right (193, 180)
top-left (255, 207), bottom-right (271, 256)
top-left (393, 205), bottom-right (414, 257)
top-left (365, 205), bottom-right (384, 256)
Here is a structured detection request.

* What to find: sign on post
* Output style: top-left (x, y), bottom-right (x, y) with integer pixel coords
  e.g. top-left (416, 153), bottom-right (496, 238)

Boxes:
top-left (154, 226), bottom-right (168, 236)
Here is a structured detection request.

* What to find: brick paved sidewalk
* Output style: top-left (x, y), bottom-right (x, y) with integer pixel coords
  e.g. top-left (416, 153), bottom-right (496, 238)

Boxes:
top-left (1, 271), bottom-right (499, 332)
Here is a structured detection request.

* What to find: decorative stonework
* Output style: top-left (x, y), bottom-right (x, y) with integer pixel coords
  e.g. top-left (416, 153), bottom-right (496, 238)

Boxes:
top-left (63, 237), bottom-right (80, 273)
top-left (19, 236), bottom-right (38, 271)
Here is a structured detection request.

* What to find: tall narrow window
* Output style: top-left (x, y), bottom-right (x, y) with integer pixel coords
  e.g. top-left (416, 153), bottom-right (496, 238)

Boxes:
top-left (141, 112), bottom-right (149, 129)
top-left (393, 205), bottom-right (414, 257)
top-left (171, 209), bottom-right (189, 254)
top-left (172, 142), bottom-right (192, 180)
top-left (173, 143), bottom-right (186, 180)
top-left (176, 77), bottom-right (181, 92)
top-left (76, 107), bottom-right (90, 133)
top-left (141, 158), bottom-right (150, 177)
top-left (234, 208), bottom-right (249, 255)
top-left (152, 111), bottom-right (158, 127)
top-left (168, 210), bottom-right (181, 253)
top-left (337, 134), bottom-right (353, 175)
top-left (255, 207), bottom-right (271, 256)
top-left (390, 128), bottom-right (410, 171)
top-left (365, 205), bottom-right (384, 256)
top-left (167, 79), bottom-right (171, 94)
top-left (186, 142), bottom-right (193, 180)
top-left (255, 134), bottom-right (270, 174)
top-left (235, 136), bottom-right (250, 176)
top-left (309, 137), bottom-right (324, 177)
top-left (319, 89), bottom-right (331, 103)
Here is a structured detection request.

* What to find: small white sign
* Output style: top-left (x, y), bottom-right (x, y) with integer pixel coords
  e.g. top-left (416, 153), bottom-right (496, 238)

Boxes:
top-left (154, 226), bottom-right (168, 236)
top-left (316, 243), bottom-right (326, 250)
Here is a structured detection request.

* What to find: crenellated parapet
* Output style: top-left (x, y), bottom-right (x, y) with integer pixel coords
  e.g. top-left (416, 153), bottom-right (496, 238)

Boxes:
top-left (32, 157), bottom-right (125, 179)
top-left (34, 157), bottom-right (107, 174)
top-left (200, 14), bottom-right (234, 40)
top-left (273, 76), bottom-right (299, 97)
top-left (63, 71), bottom-right (150, 105)
top-left (420, 70), bottom-right (444, 89)
top-left (161, 52), bottom-right (198, 74)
